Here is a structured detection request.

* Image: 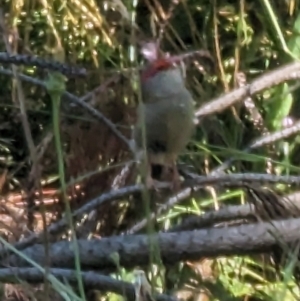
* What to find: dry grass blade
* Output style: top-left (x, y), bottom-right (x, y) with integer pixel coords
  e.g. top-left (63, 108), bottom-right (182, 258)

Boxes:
top-left (2, 1), bottom-right (300, 300)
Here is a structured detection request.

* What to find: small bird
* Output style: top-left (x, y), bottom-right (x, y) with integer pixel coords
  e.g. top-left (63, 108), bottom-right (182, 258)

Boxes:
top-left (133, 41), bottom-right (195, 190)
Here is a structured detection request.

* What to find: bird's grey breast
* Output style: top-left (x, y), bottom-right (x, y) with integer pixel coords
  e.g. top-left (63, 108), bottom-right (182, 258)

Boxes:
top-left (141, 67), bottom-right (185, 100)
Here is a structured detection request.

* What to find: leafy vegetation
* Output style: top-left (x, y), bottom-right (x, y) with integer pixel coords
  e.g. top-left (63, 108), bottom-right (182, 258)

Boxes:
top-left (1, 0), bottom-right (300, 300)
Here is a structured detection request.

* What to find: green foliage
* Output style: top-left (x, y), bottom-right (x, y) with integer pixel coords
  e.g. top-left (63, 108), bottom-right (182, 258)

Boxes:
top-left (2, 0), bottom-right (300, 301)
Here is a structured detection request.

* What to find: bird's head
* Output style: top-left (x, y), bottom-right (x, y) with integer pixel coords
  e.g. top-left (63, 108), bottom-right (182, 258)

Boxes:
top-left (139, 41), bottom-right (186, 99)
top-left (140, 41), bottom-right (182, 81)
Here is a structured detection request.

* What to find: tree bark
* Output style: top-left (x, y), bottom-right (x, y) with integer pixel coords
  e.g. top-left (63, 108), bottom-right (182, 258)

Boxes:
top-left (4, 218), bottom-right (300, 271)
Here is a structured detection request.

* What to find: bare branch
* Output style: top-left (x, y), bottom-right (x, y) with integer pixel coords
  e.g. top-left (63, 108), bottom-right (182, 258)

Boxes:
top-left (183, 173), bottom-right (300, 187)
top-left (195, 61), bottom-right (300, 118)
top-left (5, 218), bottom-right (300, 270)
top-left (0, 267), bottom-right (177, 301)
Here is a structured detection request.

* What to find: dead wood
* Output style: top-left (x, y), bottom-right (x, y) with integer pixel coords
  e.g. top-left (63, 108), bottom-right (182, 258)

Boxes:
top-left (4, 218), bottom-right (300, 271)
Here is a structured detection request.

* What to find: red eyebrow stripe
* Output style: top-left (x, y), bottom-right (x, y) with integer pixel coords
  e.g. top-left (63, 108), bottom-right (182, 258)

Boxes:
top-left (152, 59), bottom-right (172, 69)
top-left (141, 59), bottom-right (174, 80)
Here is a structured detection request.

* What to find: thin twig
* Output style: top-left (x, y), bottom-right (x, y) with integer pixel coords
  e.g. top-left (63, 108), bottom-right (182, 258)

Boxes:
top-left (79, 73), bottom-right (120, 103)
top-left (156, 0), bottom-right (180, 47)
top-left (126, 173), bottom-right (300, 234)
top-left (169, 191), bottom-right (300, 232)
top-left (0, 184), bottom-right (144, 258)
top-left (211, 120), bottom-right (300, 174)
top-left (0, 67), bottom-right (133, 152)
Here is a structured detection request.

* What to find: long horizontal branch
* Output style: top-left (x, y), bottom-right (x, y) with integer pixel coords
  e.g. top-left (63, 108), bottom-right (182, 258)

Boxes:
top-left (5, 218), bottom-right (300, 271)
top-left (195, 61), bottom-right (300, 118)
top-left (0, 267), bottom-right (176, 301)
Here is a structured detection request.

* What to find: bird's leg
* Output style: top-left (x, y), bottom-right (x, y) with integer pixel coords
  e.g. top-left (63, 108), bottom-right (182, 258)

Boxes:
top-left (171, 161), bottom-right (181, 191)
